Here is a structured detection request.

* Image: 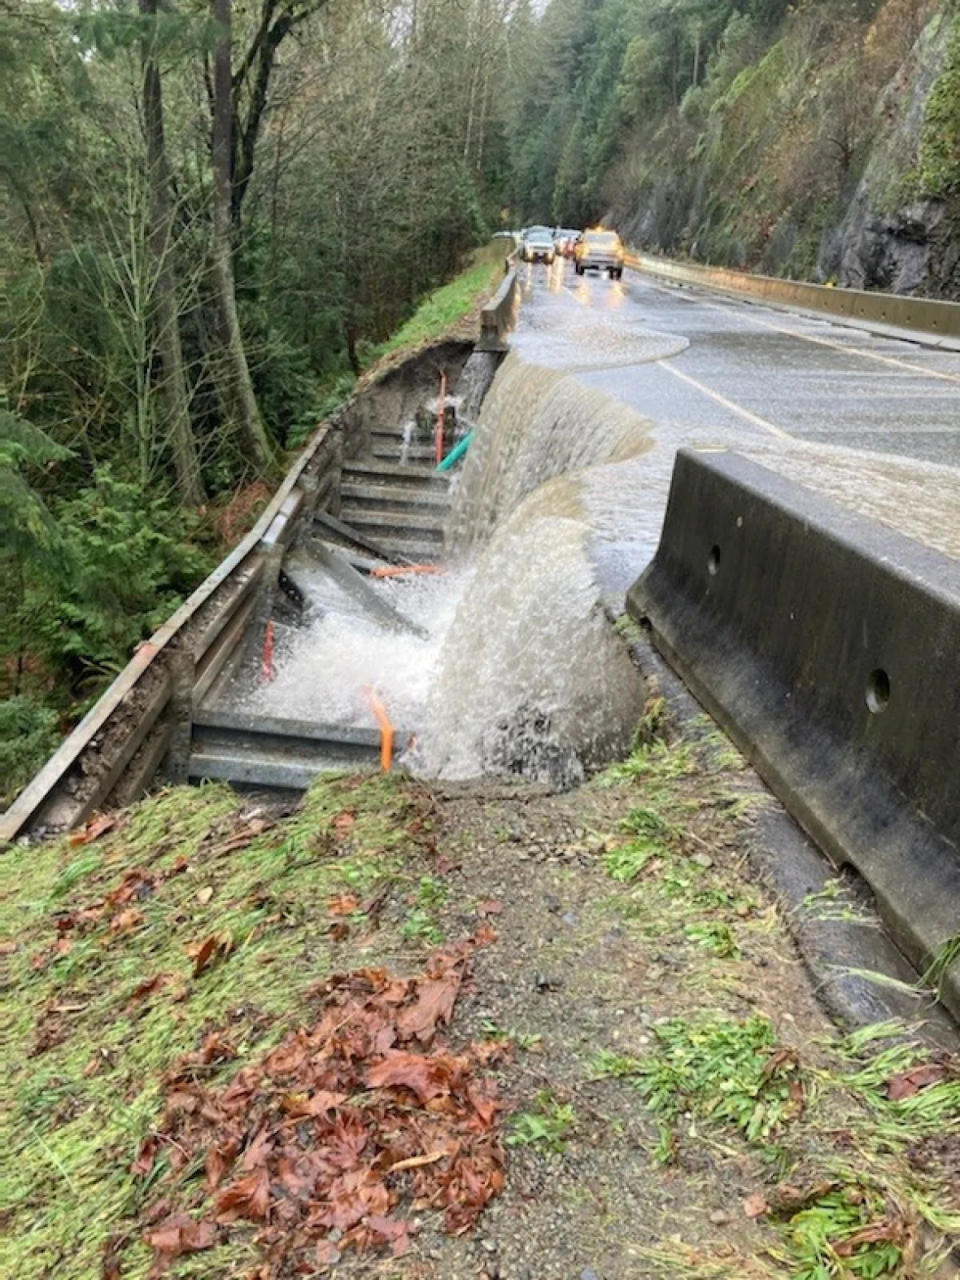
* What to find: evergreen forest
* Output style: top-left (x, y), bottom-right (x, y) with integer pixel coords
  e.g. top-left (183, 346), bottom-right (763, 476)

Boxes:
top-left (3, 0), bottom-right (959, 800)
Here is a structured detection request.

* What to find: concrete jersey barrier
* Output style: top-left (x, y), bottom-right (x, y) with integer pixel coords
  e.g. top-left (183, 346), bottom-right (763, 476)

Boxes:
top-left (627, 448), bottom-right (960, 1019)
top-left (478, 265), bottom-right (519, 352)
top-left (626, 251), bottom-right (960, 343)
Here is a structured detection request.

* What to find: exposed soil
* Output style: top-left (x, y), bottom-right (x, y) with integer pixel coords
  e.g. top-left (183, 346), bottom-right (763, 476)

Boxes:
top-left (4, 722), bottom-right (960, 1280)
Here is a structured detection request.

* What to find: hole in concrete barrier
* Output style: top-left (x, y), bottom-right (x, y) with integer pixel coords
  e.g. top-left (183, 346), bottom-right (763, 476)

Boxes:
top-left (865, 668), bottom-right (890, 714)
top-left (707, 545), bottom-right (721, 576)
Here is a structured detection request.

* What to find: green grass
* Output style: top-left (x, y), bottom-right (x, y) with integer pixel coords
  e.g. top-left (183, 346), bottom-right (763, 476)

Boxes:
top-left (0, 771), bottom-right (429, 1279)
top-left (593, 1014), bottom-right (960, 1277)
top-left (506, 1089), bottom-right (576, 1153)
top-left (364, 244), bottom-right (504, 367)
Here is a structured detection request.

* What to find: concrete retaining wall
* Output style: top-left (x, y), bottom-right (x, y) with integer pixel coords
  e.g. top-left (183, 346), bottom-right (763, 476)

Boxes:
top-left (478, 266), bottom-right (519, 352)
top-left (626, 252), bottom-right (960, 344)
top-left (627, 449), bottom-right (960, 1017)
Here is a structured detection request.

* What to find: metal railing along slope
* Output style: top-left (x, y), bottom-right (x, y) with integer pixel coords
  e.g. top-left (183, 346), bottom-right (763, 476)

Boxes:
top-left (0, 424), bottom-right (343, 845)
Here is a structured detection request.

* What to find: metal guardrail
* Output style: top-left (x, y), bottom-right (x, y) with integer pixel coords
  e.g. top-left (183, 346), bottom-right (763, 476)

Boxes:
top-left (625, 252), bottom-right (960, 342)
top-left (0, 423), bottom-right (344, 844)
top-left (1, 243), bottom-right (521, 845)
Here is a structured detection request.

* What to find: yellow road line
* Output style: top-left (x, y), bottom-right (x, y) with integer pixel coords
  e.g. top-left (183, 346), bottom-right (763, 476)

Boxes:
top-left (655, 360), bottom-right (793, 439)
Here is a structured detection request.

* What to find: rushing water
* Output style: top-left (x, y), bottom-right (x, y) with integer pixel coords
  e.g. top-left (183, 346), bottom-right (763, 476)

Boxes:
top-left (230, 269), bottom-right (960, 784)
top-left (231, 345), bottom-right (661, 782)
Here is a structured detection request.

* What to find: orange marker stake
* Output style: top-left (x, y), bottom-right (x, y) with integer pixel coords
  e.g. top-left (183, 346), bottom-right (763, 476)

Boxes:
top-left (363, 686), bottom-right (394, 772)
top-left (435, 370), bottom-right (447, 466)
top-left (368, 563), bottom-right (443, 579)
top-left (260, 619), bottom-right (276, 683)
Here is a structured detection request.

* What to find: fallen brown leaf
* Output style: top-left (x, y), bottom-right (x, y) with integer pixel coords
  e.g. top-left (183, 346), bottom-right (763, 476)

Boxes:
top-left (887, 1063), bottom-right (948, 1101)
top-left (834, 1220), bottom-right (903, 1255)
top-left (68, 813), bottom-right (116, 847)
top-left (215, 1168), bottom-right (271, 1222)
top-left (131, 1136), bottom-right (159, 1178)
top-left (328, 894), bottom-right (360, 917)
top-left (196, 886), bottom-right (214, 906)
top-left (743, 1192), bottom-right (769, 1219)
top-left (144, 1213), bottom-right (216, 1275)
top-left (126, 974), bottom-right (167, 1011)
top-left (190, 932), bottom-right (232, 978)
top-left (386, 1148), bottom-right (448, 1173)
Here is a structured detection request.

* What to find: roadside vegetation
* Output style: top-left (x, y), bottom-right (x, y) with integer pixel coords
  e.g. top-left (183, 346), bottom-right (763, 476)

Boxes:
top-left (4, 706), bottom-right (960, 1277)
top-left (507, 0), bottom-right (959, 288)
top-left (0, 0), bottom-right (509, 797)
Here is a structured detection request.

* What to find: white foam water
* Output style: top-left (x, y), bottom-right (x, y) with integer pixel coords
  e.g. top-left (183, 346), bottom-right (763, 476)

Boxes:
top-left (240, 566), bottom-right (474, 738)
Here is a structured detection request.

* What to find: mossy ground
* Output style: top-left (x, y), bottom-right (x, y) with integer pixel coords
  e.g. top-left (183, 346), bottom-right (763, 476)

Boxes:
top-left (3, 714), bottom-right (960, 1279)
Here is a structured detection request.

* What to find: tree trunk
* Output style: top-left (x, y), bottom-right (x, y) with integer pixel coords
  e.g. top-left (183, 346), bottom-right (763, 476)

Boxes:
top-left (139, 0), bottom-right (204, 505)
top-left (210, 0), bottom-right (275, 471)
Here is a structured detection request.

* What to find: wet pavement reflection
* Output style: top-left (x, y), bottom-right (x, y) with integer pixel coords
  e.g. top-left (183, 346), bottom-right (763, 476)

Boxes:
top-left (508, 259), bottom-right (960, 593)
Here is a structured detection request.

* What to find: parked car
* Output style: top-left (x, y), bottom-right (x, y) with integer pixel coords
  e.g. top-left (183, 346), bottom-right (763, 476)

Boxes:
top-left (574, 228), bottom-right (625, 279)
top-left (520, 225), bottom-right (556, 264)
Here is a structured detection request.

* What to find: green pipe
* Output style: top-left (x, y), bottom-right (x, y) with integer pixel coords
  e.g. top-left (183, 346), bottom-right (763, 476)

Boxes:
top-left (436, 429), bottom-right (473, 472)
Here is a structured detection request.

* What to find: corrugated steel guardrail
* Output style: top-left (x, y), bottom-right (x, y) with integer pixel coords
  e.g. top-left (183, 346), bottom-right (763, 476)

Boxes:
top-left (0, 423), bottom-right (343, 844)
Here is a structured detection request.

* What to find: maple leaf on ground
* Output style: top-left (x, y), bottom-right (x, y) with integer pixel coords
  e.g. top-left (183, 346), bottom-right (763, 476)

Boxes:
top-left (126, 974), bottom-right (166, 1011)
top-left (313, 1167), bottom-right (391, 1230)
top-left (68, 812), bottom-right (117, 847)
top-left (887, 1063), bottom-right (949, 1101)
top-left (241, 1126), bottom-right (273, 1171)
top-left (364, 1213), bottom-right (413, 1255)
top-left (282, 1089), bottom-right (349, 1118)
top-left (144, 1214), bottom-right (216, 1276)
top-left (215, 1167), bottom-right (271, 1222)
top-left (365, 1050), bottom-right (467, 1104)
top-left (743, 1192), bottom-right (769, 1219)
top-left (396, 972), bottom-right (462, 1043)
top-left (189, 931), bottom-right (233, 978)
top-left (109, 907), bottom-right (144, 935)
top-left (131, 1136), bottom-right (159, 1178)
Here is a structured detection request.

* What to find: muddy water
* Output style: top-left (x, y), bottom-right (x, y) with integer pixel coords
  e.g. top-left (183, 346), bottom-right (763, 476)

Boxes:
top-left (448, 353), bottom-right (653, 554)
top-left (244, 261), bottom-right (960, 783)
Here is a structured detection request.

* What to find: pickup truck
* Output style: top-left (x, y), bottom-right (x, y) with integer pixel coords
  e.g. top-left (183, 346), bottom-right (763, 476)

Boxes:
top-left (574, 229), bottom-right (624, 279)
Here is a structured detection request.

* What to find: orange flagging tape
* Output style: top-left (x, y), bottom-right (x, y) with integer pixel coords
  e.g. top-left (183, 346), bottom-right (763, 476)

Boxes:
top-left (260, 619), bottom-right (276, 683)
top-left (435, 370), bottom-right (447, 466)
top-left (368, 563), bottom-right (443, 579)
top-left (363, 686), bottom-right (394, 772)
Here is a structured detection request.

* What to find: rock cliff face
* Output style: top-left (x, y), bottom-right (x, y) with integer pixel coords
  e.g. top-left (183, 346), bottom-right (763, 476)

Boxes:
top-left (611, 6), bottom-right (960, 299)
top-left (819, 16), bottom-right (956, 294)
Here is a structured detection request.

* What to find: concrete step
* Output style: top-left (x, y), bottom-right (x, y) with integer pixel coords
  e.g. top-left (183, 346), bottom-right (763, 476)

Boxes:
top-left (343, 460), bottom-right (449, 489)
top-left (340, 481), bottom-right (451, 512)
top-left (367, 534), bottom-right (447, 562)
top-left (372, 442), bottom-right (436, 465)
top-left (339, 505), bottom-right (446, 542)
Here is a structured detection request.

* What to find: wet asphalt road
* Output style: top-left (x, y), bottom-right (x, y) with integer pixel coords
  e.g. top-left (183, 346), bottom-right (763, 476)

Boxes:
top-left (511, 258), bottom-right (960, 469)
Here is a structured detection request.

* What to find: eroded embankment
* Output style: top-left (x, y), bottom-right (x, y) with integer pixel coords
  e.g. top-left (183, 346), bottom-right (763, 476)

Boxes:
top-left (5, 710), bottom-right (960, 1280)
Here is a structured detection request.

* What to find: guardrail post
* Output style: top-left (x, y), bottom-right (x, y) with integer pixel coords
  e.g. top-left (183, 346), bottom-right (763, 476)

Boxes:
top-left (165, 647), bottom-right (196, 783)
